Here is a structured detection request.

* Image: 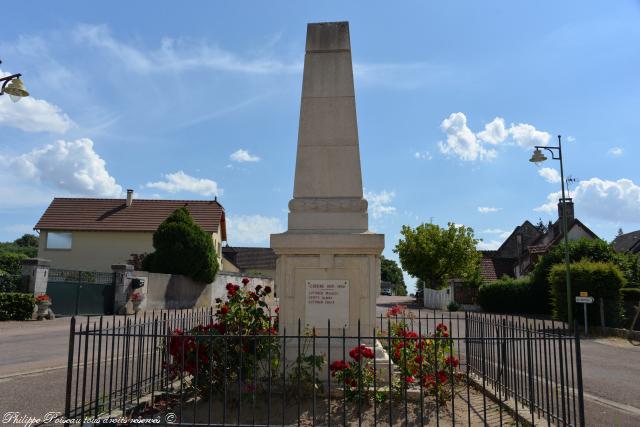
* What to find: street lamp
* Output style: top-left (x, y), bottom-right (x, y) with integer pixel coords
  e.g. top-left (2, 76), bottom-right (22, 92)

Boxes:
top-left (529, 135), bottom-right (573, 327)
top-left (0, 59), bottom-right (30, 102)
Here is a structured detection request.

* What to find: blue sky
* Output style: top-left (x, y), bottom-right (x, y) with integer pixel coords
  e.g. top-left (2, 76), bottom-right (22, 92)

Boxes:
top-left (1, 1), bottom-right (639, 290)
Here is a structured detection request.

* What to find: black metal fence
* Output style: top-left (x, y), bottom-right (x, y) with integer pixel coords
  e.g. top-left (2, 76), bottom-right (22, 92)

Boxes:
top-left (61, 309), bottom-right (585, 426)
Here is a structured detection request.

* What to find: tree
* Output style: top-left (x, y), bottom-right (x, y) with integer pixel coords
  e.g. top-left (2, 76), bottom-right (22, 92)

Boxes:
top-left (394, 222), bottom-right (481, 290)
top-left (142, 208), bottom-right (219, 283)
top-left (380, 256), bottom-right (406, 296)
top-left (530, 237), bottom-right (639, 312)
top-left (14, 234), bottom-right (38, 248)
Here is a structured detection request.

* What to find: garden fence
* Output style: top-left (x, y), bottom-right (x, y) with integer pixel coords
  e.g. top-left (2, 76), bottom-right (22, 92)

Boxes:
top-left (60, 309), bottom-right (585, 426)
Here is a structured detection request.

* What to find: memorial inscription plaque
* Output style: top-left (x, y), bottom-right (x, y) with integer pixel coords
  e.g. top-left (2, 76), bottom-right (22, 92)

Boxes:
top-left (305, 279), bottom-right (349, 328)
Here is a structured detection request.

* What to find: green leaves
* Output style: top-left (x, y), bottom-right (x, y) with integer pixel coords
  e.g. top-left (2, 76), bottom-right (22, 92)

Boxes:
top-left (142, 207), bottom-right (219, 283)
top-left (394, 222), bottom-right (480, 290)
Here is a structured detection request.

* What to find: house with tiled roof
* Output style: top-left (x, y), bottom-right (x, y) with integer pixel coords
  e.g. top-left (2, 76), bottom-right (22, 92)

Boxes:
top-left (482, 198), bottom-right (599, 280)
top-left (34, 190), bottom-right (227, 272)
top-left (612, 230), bottom-right (640, 254)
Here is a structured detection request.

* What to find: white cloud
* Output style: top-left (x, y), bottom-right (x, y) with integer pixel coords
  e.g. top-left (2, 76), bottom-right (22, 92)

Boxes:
top-left (509, 123), bottom-right (551, 148)
top-left (482, 228), bottom-right (512, 239)
top-left (477, 240), bottom-right (502, 250)
top-left (414, 151), bottom-right (432, 160)
top-left (438, 113), bottom-right (550, 161)
top-left (478, 207), bottom-right (501, 213)
top-left (535, 178), bottom-right (640, 223)
top-left (0, 70), bottom-right (73, 133)
top-left (365, 190), bottom-right (397, 218)
top-left (566, 136), bottom-right (576, 143)
top-left (73, 24), bottom-right (301, 75)
top-left (477, 117), bottom-right (508, 145)
top-left (538, 167), bottom-right (561, 183)
top-left (230, 149), bottom-right (260, 163)
top-left (145, 171), bottom-right (221, 197)
top-left (438, 113), bottom-right (496, 161)
top-left (227, 214), bottom-right (284, 245)
top-left (1, 138), bottom-right (122, 197)
top-left (607, 147), bottom-right (623, 156)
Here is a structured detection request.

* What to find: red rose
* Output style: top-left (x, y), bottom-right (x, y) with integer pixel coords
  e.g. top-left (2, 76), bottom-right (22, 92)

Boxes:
top-left (436, 323), bottom-right (448, 332)
top-left (242, 277), bottom-right (250, 285)
top-left (264, 286), bottom-right (272, 294)
top-left (445, 356), bottom-right (459, 368)
top-left (405, 376), bottom-right (415, 383)
top-left (436, 370), bottom-right (448, 384)
top-left (226, 283), bottom-right (234, 291)
top-left (220, 305), bottom-right (229, 315)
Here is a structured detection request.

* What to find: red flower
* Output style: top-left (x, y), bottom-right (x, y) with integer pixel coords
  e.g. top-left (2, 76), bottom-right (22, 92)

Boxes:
top-left (349, 345), bottom-right (374, 361)
top-left (445, 356), bottom-right (459, 368)
top-left (414, 355), bottom-right (423, 364)
top-left (228, 288), bottom-right (237, 297)
top-left (219, 305), bottom-right (229, 315)
top-left (436, 370), bottom-right (448, 384)
top-left (422, 374), bottom-right (435, 387)
top-left (274, 307), bottom-right (280, 314)
top-left (242, 277), bottom-right (250, 285)
top-left (386, 304), bottom-right (405, 317)
top-left (264, 286), bottom-right (272, 294)
top-left (405, 376), bottom-right (415, 384)
top-left (330, 360), bottom-right (350, 375)
top-left (226, 283), bottom-right (234, 291)
top-left (436, 323), bottom-right (448, 332)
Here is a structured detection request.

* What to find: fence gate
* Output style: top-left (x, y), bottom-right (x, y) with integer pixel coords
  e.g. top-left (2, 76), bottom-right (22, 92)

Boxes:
top-left (47, 269), bottom-right (115, 316)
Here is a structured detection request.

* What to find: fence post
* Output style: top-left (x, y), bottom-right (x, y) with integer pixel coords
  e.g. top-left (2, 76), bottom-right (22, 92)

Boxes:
top-left (599, 297), bottom-right (605, 329)
top-left (64, 317), bottom-right (76, 426)
top-left (574, 321), bottom-right (586, 427)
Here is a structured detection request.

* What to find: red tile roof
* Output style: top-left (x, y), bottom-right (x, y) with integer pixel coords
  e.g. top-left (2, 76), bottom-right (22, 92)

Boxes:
top-left (479, 256), bottom-right (498, 283)
top-left (34, 198), bottom-right (225, 238)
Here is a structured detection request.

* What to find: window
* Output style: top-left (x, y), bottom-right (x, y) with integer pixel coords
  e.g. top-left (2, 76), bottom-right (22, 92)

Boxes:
top-left (47, 232), bottom-right (72, 249)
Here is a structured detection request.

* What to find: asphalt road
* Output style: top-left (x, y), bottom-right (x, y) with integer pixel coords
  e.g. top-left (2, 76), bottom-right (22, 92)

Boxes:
top-left (0, 300), bottom-right (638, 426)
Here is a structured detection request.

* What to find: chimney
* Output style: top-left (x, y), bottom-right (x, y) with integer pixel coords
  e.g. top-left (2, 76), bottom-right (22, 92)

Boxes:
top-left (557, 198), bottom-right (574, 224)
top-left (126, 189), bottom-right (133, 207)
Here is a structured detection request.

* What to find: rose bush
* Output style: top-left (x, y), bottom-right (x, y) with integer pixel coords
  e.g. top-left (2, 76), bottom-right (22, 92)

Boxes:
top-left (383, 305), bottom-right (461, 402)
top-left (164, 279), bottom-right (280, 397)
top-left (330, 344), bottom-right (384, 403)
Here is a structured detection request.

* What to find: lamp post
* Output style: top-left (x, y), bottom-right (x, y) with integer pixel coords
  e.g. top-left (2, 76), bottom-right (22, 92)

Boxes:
top-left (529, 135), bottom-right (573, 327)
top-left (0, 59), bottom-right (30, 102)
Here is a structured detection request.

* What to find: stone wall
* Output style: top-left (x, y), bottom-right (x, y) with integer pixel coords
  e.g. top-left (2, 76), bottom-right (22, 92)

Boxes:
top-left (130, 270), bottom-right (275, 311)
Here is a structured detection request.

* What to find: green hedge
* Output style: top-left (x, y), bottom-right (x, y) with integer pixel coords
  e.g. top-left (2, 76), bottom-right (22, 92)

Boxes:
top-left (0, 292), bottom-right (35, 320)
top-left (478, 277), bottom-right (540, 314)
top-left (549, 260), bottom-right (625, 326)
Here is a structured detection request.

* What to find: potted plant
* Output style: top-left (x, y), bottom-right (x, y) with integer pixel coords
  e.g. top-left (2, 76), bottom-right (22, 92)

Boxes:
top-left (131, 292), bottom-right (144, 312)
top-left (35, 294), bottom-right (52, 320)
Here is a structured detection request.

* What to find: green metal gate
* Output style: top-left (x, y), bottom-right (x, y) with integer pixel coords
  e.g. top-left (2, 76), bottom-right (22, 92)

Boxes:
top-left (47, 269), bottom-right (115, 316)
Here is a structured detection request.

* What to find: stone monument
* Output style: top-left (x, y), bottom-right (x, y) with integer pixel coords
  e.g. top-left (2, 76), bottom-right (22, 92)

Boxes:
top-left (270, 22), bottom-right (385, 348)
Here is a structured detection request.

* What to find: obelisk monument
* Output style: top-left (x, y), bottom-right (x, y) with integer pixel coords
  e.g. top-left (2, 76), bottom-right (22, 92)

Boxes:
top-left (271, 22), bottom-right (384, 340)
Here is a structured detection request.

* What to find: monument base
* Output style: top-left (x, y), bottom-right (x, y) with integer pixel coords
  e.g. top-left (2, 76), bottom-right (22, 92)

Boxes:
top-left (281, 338), bottom-right (393, 385)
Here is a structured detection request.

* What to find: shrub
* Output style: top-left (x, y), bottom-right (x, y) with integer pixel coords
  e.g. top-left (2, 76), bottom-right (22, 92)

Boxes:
top-left (383, 317), bottom-right (460, 403)
top-left (0, 292), bottom-right (35, 320)
top-left (549, 260), bottom-right (625, 326)
top-left (0, 252), bottom-right (27, 276)
top-left (530, 238), bottom-right (635, 313)
top-left (142, 207), bottom-right (219, 283)
top-left (478, 277), bottom-right (539, 314)
top-left (164, 281), bottom-right (281, 397)
top-left (447, 300), bottom-right (460, 312)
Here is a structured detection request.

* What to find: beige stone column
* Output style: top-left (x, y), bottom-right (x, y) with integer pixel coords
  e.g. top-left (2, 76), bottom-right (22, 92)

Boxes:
top-left (271, 23), bottom-right (385, 374)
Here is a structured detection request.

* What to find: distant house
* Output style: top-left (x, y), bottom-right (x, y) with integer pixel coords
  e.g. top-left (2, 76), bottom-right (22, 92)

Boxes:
top-left (483, 198), bottom-right (599, 279)
top-left (612, 230), bottom-right (640, 254)
top-left (222, 246), bottom-right (277, 278)
top-left (34, 190), bottom-right (227, 272)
